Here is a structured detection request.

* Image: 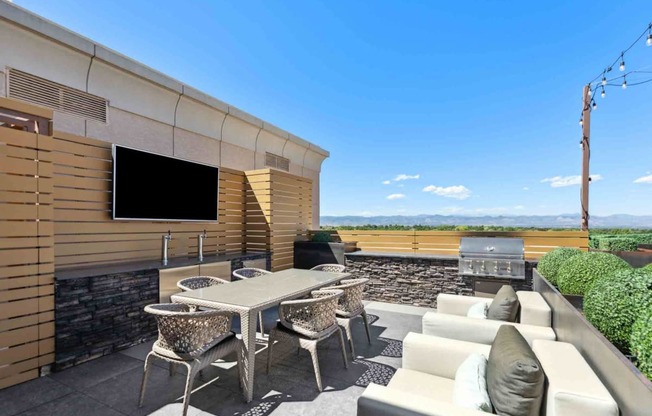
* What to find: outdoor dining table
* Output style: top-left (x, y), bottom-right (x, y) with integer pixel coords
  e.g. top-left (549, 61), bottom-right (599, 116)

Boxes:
top-left (170, 267), bottom-right (350, 402)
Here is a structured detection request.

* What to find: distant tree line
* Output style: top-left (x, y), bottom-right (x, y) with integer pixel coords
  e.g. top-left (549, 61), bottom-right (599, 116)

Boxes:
top-left (320, 225), bottom-right (652, 234)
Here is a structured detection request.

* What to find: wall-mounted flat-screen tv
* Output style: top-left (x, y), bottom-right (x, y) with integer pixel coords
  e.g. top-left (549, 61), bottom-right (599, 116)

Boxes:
top-left (112, 145), bottom-right (219, 221)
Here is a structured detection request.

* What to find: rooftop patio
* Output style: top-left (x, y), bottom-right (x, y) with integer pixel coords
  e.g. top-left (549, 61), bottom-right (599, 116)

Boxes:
top-left (0, 302), bottom-right (427, 416)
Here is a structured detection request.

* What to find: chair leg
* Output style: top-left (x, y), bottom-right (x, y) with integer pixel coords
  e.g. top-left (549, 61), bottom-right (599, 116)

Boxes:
top-left (181, 365), bottom-right (197, 416)
top-left (307, 343), bottom-right (323, 392)
top-left (341, 319), bottom-right (355, 358)
top-left (139, 352), bottom-right (155, 407)
top-left (361, 310), bottom-right (372, 344)
top-left (235, 340), bottom-right (246, 399)
top-left (266, 330), bottom-right (275, 374)
top-left (336, 327), bottom-right (349, 369)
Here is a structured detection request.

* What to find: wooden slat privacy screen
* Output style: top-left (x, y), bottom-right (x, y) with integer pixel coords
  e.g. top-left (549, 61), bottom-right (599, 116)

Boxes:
top-left (0, 98), bottom-right (313, 389)
top-left (0, 101), bottom-right (55, 389)
top-left (246, 169), bottom-right (312, 271)
top-left (51, 132), bottom-right (247, 269)
top-left (313, 230), bottom-right (589, 259)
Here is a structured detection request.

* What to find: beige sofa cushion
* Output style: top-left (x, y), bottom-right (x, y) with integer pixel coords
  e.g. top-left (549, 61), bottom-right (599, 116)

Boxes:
top-left (388, 368), bottom-right (456, 404)
top-left (516, 291), bottom-right (552, 327)
top-left (487, 325), bottom-right (544, 416)
top-left (532, 340), bottom-right (619, 416)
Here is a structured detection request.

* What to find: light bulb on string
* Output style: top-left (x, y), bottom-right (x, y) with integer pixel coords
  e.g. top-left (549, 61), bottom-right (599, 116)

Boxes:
top-left (588, 88), bottom-right (592, 97)
top-left (601, 87), bottom-right (605, 98)
top-left (647, 34), bottom-right (652, 46)
top-left (579, 118), bottom-right (583, 126)
top-left (602, 76), bottom-right (607, 86)
top-left (619, 54), bottom-right (625, 71)
top-left (622, 76), bottom-right (627, 89)
top-left (592, 101), bottom-right (597, 110)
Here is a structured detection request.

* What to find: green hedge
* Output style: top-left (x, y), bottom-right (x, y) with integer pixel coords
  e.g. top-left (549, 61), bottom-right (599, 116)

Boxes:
top-left (644, 263), bottom-right (652, 271)
top-left (590, 234), bottom-right (652, 252)
top-left (631, 308), bottom-right (652, 380)
top-left (557, 252), bottom-right (630, 295)
top-left (584, 269), bottom-right (652, 351)
top-left (536, 247), bottom-right (583, 285)
top-left (311, 231), bottom-right (333, 242)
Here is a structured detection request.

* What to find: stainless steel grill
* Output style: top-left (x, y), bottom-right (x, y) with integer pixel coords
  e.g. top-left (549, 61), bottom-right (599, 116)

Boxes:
top-left (458, 237), bottom-right (525, 279)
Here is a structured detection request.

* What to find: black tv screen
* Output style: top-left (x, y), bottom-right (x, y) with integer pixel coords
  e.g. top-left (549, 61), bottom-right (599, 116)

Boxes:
top-left (112, 145), bottom-right (219, 221)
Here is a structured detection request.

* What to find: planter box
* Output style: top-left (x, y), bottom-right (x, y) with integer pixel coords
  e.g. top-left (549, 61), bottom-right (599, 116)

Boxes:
top-left (534, 269), bottom-right (652, 415)
top-left (293, 241), bottom-right (345, 270)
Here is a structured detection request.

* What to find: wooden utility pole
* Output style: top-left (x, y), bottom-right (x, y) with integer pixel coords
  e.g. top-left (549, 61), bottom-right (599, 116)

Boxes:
top-left (580, 84), bottom-right (591, 231)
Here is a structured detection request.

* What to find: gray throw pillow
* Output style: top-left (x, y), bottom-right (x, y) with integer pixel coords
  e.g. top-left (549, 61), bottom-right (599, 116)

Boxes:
top-left (487, 325), bottom-right (544, 416)
top-left (486, 285), bottom-right (519, 322)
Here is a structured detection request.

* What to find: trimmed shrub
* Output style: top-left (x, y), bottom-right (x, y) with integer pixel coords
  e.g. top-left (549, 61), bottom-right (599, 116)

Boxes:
top-left (557, 252), bottom-right (630, 295)
top-left (311, 231), bottom-right (333, 243)
top-left (644, 263), bottom-right (652, 271)
top-left (536, 247), bottom-right (583, 285)
top-left (599, 237), bottom-right (640, 252)
top-left (584, 268), bottom-right (652, 352)
top-left (631, 308), bottom-right (652, 380)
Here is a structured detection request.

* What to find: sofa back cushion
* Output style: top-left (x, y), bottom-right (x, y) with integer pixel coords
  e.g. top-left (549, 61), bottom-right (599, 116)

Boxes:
top-left (487, 325), bottom-right (544, 416)
top-left (487, 285), bottom-right (520, 322)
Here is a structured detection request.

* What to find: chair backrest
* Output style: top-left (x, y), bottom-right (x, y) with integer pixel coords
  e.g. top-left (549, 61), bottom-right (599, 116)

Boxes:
top-left (176, 275), bottom-right (229, 291)
top-left (232, 267), bottom-right (271, 280)
top-left (330, 278), bottom-right (368, 317)
top-left (145, 303), bottom-right (233, 359)
top-left (310, 263), bottom-right (346, 273)
top-left (278, 289), bottom-right (343, 338)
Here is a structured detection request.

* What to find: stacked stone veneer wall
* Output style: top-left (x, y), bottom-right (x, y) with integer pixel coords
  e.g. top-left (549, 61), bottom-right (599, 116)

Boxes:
top-left (55, 253), bottom-right (269, 370)
top-left (344, 253), bottom-right (535, 309)
top-left (55, 269), bottom-right (159, 370)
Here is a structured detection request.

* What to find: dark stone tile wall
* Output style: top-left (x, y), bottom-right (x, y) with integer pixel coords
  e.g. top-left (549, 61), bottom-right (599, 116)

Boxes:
top-left (55, 269), bottom-right (159, 370)
top-left (345, 253), bottom-right (536, 309)
top-left (55, 253), bottom-right (270, 371)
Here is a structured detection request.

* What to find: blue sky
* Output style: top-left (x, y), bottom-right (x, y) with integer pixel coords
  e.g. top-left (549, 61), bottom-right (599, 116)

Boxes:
top-left (13, 0), bottom-right (652, 217)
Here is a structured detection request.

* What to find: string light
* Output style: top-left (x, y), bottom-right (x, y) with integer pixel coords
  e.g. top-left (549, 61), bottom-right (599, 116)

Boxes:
top-left (592, 100), bottom-right (597, 110)
top-left (622, 76), bottom-right (627, 89)
top-left (648, 24), bottom-right (652, 46)
top-left (601, 87), bottom-right (605, 98)
top-left (587, 88), bottom-right (592, 97)
top-left (601, 76), bottom-right (607, 86)
top-left (579, 118), bottom-right (583, 126)
top-left (619, 53), bottom-right (625, 71)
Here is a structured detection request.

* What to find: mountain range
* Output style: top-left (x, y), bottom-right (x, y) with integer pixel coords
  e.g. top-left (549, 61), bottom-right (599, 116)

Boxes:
top-left (320, 214), bottom-right (652, 228)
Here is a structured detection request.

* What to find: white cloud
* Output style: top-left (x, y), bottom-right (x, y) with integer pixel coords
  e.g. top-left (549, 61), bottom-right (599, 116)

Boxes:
top-left (382, 180), bottom-right (391, 185)
top-left (514, 205), bottom-right (525, 210)
top-left (422, 185), bottom-right (471, 200)
top-left (633, 174), bottom-right (652, 184)
top-left (541, 174), bottom-right (603, 188)
top-left (386, 193), bottom-right (406, 200)
top-left (394, 174), bottom-right (420, 182)
top-left (523, 187), bottom-right (529, 191)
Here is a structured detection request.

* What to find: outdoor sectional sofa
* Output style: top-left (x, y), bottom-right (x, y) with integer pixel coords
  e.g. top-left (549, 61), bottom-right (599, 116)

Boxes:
top-left (422, 291), bottom-right (556, 345)
top-left (357, 331), bottom-right (619, 416)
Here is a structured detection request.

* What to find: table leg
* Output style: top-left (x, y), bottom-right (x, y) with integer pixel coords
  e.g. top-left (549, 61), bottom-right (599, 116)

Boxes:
top-left (240, 309), bottom-right (257, 402)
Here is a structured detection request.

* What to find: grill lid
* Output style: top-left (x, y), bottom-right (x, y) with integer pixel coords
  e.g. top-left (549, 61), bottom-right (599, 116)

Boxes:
top-left (459, 237), bottom-right (524, 259)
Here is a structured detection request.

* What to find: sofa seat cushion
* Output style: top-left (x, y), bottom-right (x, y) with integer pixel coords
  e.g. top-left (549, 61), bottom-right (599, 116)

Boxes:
top-left (487, 325), bottom-right (544, 416)
top-left (487, 285), bottom-right (520, 322)
top-left (388, 368), bottom-right (456, 404)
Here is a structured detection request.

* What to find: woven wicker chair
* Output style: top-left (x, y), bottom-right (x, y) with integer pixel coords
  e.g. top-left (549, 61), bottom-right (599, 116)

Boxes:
top-left (176, 275), bottom-right (229, 292)
top-left (139, 304), bottom-right (243, 416)
top-left (310, 263), bottom-right (346, 273)
top-left (232, 267), bottom-right (272, 337)
top-left (266, 289), bottom-right (348, 391)
top-left (324, 278), bottom-right (371, 358)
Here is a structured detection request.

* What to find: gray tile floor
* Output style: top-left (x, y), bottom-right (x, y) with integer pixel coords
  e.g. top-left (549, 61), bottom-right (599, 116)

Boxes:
top-left (0, 302), bottom-right (430, 416)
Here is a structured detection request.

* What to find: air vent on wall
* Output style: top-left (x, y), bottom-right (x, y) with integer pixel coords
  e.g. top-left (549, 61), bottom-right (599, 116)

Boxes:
top-left (265, 152), bottom-right (290, 172)
top-left (7, 68), bottom-right (108, 123)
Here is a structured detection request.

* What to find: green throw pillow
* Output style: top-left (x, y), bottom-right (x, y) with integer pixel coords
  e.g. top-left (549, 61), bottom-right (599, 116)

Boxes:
top-left (487, 325), bottom-right (544, 416)
top-left (486, 285), bottom-right (520, 322)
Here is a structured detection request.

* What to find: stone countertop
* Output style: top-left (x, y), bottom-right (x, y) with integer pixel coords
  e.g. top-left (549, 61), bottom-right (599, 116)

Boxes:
top-left (345, 250), bottom-right (539, 264)
top-left (55, 252), bottom-right (268, 281)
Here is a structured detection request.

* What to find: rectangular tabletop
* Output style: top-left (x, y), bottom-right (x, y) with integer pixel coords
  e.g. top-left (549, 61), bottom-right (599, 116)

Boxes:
top-left (171, 268), bottom-right (349, 311)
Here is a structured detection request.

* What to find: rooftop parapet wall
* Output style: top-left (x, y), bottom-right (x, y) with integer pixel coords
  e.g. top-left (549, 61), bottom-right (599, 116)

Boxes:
top-left (0, 2), bottom-right (329, 168)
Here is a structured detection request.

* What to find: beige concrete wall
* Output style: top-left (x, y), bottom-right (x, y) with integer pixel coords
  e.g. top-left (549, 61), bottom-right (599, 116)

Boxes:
top-left (0, 1), bottom-right (330, 226)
